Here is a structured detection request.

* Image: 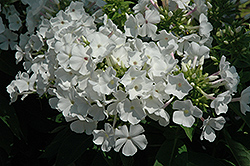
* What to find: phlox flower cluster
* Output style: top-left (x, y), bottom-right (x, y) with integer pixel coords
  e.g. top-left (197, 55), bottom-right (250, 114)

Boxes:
top-left (6, 0), bottom-right (250, 156)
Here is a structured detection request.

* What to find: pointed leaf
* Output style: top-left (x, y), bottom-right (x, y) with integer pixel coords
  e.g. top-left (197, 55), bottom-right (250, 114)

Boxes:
top-left (229, 102), bottom-right (250, 129)
top-left (181, 125), bottom-right (195, 142)
top-left (0, 119), bottom-right (13, 154)
top-left (224, 130), bottom-right (250, 166)
top-left (55, 131), bottom-right (93, 166)
top-left (0, 94), bottom-right (22, 139)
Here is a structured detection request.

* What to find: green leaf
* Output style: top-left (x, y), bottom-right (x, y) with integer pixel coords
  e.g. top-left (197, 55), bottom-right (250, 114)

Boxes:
top-left (0, 94), bottom-right (22, 140)
top-left (188, 151), bottom-right (226, 166)
top-left (156, 127), bottom-right (186, 166)
top-left (55, 131), bottom-right (93, 166)
top-left (240, 71), bottom-right (250, 83)
top-left (229, 102), bottom-right (250, 129)
top-left (181, 125), bottom-right (195, 142)
top-left (39, 126), bottom-right (69, 159)
top-left (153, 160), bottom-right (164, 166)
top-left (224, 130), bottom-right (250, 166)
top-left (0, 119), bottom-right (14, 154)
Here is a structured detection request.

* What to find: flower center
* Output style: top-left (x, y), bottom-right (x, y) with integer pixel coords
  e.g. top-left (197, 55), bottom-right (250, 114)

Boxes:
top-left (178, 83), bottom-right (182, 87)
top-left (110, 80), bottom-right (115, 85)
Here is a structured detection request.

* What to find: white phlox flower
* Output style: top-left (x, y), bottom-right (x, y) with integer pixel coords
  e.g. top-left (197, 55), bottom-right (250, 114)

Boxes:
top-left (143, 92), bottom-right (164, 114)
top-left (177, 34), bottom-right (200, 56)
top-left (128, 50), bottom-right (147, 70)
top-left (93, 123), bottom-right (115, 152)
top-left (147, 53), bottom-right (178, 80)
top-left (87, 32), bottom-right (115, 62)
top-left (6, 72), bottom-right (36, 103)
top-left (8, 13), bottom-right (22, 31)
top-left (190, 0), bottom-right (208, 19)
top-left (147, 108), bottom-right (170, 127)
top-left (125, 14), bottom-right (140, 38)
top-left (69, 44), bottom-right (93, 75)
top-left (88, 67), bottom-right (119, 95)
top-left (69, 116), bottom-right (97, 135)
top-left (172, 100), bottom-right (203, 127)
top-left (172, 0), bottom-right (190, 9)
top-left (239, 86), bottom-right (250, 115)
top-left (0, 28), bottom-right (18, 50)
top-left (210, 91), bottom-right (232, 115)
top-left (120, 66), bottom-right (146, 86)
top-left (165, 73), bottom-right (193, 99)
top-left (136, 9), bottom-right (160, 38)
top-left (184, 41), bottom-right (210, 64)
top-left (118, 98), bottom-right (146, 125)
top-left (54, 67), bottom-right (78, 90)
top-left (0, 16), bottom-right (5, 34)
top-left (219, 55), bottom-right (240, 94)
top-left (107, 90), bottom-right (127, 115)
top-left (133, 0), bottom-right (150, 14)
top-left (126, 76), bottom-right (153, 100)
top-left (65, 1), bottom-right (86, 20)
top-left (154, 30), bottom-right (178, 48)
top-left (2, 5), bottom-right (20, 19)
top-left (110, 46), bottom-right (129, 68)
top-left (114, 124), bottom-right (148, 156)
top-left (100, 15), bottom-right (125, 45)
top-left (200, 116), bottom-right (226, 142)
top-left (143, 42), bottom-right (163, 62)
top-left (28, 34), bottom-right (44, 52)
top-left (199, 13), bottom-right (213, 37)
top-left (50, 10), bottom-right (72, 30)
top-left (88, 104), bottom-right (108, 121)
top-left (56, 87), bottom-right (91, 118)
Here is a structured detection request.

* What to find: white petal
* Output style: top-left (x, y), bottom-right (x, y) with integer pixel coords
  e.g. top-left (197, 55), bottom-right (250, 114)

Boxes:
top-left (114, 138), bottom-right (127, 152)
top-left (70, 120), bottom-right (85, 133)
top-left (204, 125), bottom-right (216, 142)
top-left (92, 130), bottom-right (105, 145)
top-left (129, 124), bottom-right (144, 137)
top-left (131, 134), bottom-right (147, 150)
top-left (115, 125), bottom-right (129, 137)
top-left (122, 139), bottom-right (137, 156)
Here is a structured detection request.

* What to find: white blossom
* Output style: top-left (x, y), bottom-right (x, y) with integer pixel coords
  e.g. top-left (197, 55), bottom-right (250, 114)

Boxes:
top-left (172, 100), bottom-right (203, 127)
top-left (200, 116), bottom-right (226, 142)
top-left (92, 123), bottom-right (115, 152)
top-left (165, 73), bottom-right (193, 99)
top-left (210, 91), bottom-right (232, 115)
top-left (114, 124), bottom-right (148, 156)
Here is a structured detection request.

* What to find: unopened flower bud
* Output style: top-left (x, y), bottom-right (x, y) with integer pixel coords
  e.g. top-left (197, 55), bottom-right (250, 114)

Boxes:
top-left (207, 2), bottom-right (212, 8)
top-left (181, 62), bottom-right (188, 72)
top-left (160, 14), bottom-right (165, 19)
top-left (224, 40), bottom-right (229, 44)
top-left (179, 25), bottom-right (184, 29)
top-left (228, 26), bottom-right (234, 36)
top-left (168, 11), bottom-right (173, 17)
top-left (208, 75), bottom-right (219, 81)
top-left (236, 26), bottom-right (242, 33)
top-left (210, 56), bottom-right (218, 61)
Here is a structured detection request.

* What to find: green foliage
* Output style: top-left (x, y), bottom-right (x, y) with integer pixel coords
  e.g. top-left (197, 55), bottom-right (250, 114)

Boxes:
top-left (224, 130), bottom-right (250, 166)
top-left (103, 0), bottom-right (134, 31)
